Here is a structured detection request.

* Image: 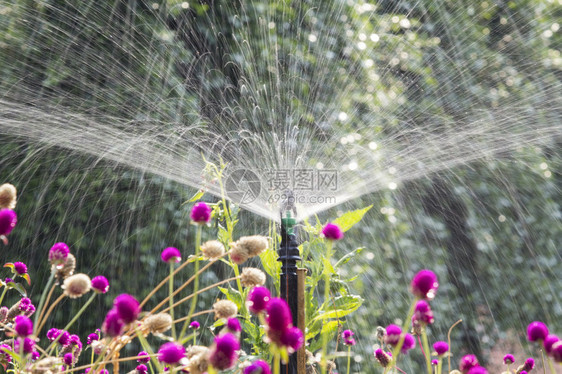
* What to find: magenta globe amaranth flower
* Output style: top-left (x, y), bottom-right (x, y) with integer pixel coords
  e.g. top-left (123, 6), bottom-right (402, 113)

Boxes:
top-left (86, 333), bottom-right (99, 345)
top-left (14, 315), bottom-right (33, 337)
top-left (137, 351), bottom-right (150, 363)
top-left (102, 309), bottom-right (124, 337)
top-left (503, 354), bottom-right (515, 364)
top-left (413, 299), bottom-right (434, 325)
top-left (63, 352), bottom-right (74, 366)
top-left (432, 360), bottom-right (439, 366)
top-left (384, 324), bottom-right (402, 346)
top-left (411, 269), bottom-right (439, 299)
top-left (321, 222), bottom-right (344, 240)
top-left (266, 297), bottom-right (293, 332)
top-left (467, 367), bottom-right (488, 374)
top-left (49, 242), bottom-right (69, 265)
top-left (190, 202), bottom-right (212, 224)
top-left (527, 321), bottom-right (549, 342)
top-left (374, 349), bottom-right (392, 368)
top-left (209, 333), bottom-right (239, 370)
top-left (342, 330), bottom-right (356, 346)
top-left (13, 262), bottom-right (27, 275)
top-left (136, 364), bottom-right (148, 374)
top-left (91, 275), bottom-right (109, 294)
top-left (281, 326), bottom-right (304, 352)
top-left (433, 341), bottom-right (449, 356)
top-left (460, 354), bottom-right (479, 373)
top-left (544, 335), bottom-right (559, 354)
top-left (521, 357), bottom-right (535, 371)
top-left (401, 333), bottom-right (416, 353)
top-left (226, 317), bottom-right (242, 333)
top-left (158, 342), bottom-right (185, 365)
top-left (114, 293), bottom-right (140, 323)
top-left (189, 321), bottom-right (200, 330)
top-left (244, 360), bottom-right (272, 374)
top-left (15, 337), bottom-right (35, 354)
top-left (551, 341), bottom-right (562, 363)
top-left (161, 247), bottom-right (181, 263)
top-left (0, 209), bottom-right (17, 236)
top-left (247, 286), bottom-right (271, 314)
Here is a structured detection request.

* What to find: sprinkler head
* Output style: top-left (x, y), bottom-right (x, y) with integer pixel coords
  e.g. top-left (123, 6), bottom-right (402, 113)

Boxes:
top-left (280, 190), bottom-right (297, 235)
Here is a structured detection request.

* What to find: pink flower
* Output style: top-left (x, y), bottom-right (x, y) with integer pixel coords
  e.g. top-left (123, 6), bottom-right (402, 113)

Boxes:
top-left (544, 335), bottom-right (559, 354)
top-left (244, 360), bottom-right (271, 374)
top-left (459, 354), bottom-right (479, 373)
top-left (189, 321), bottom-right (200, 330)
top-left (321, 223), bottom-right (344, 240)
top-left (47, 328), bottom-right (61, 342)
top-left (384, 324), bottom-right (402, 346)
top-left (49, 242), bottom-right (69, 265)
top-left (14, 337), bottom-right (34, 354)
top-left (136, 364), bottom-right (148, 374)
top-left (467, 367), bottom-right (488, 374)
top-left (433, 341), bottom-right (449, 356)
top-left (86, 333), bottom-right (99, 345)
top-left (158, 342), bottom-right (185, 365)
top-left (190, 202), bottom-right (211, 224)
top-left (411, 270), bottom-right (438, 300)
top-left (551, 341), bottom-right (562, 363)
top-left (91, 276), bottom-right (109, 294)
top-left (503, 354), bottom-right (514, 364)
top-left (0, 209), bottom-right (17, 236)
top-left (527, 321), bottom-right (549, 342)
top-left (401, 333), bottom-right (415, 353)
top-left (161, 247), bottom-right (181, 263)
top-left (114, 294), bottom-right (140, 323)
top-left (266, 298), bottom-right (293, 332)
top-left (522, 358), bottom-right (534, 371)
top-left (58, 331), bottom-right (70, 346)
top-left (342, 329), bottom-right (356, 346)
top-left (413, 300), bottom-right (434, 325)
top-left (13, 262), bottom-right (27, 275)
top-left (14, 315), bottom-right (33, 337)
top-left (247, 286), bottom-right (270, 314)
top-left (102, 309), bottom-right (124, 337)
top-left (281, 326), bottom-right (304, 352)
top-left (209, 333), bottom-right (239, 370)
top-left (227, 318), bottom-right (241, 333)
top-left (63, 352), bottom-right (74, 366)
top-left (137, 351), bottom-right (150, 363)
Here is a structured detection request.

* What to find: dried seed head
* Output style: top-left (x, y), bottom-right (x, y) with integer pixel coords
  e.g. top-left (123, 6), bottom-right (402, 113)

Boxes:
top-left (143, 313), bottom-right (173, 334)
top-left (91, 340), bottom-right (108, 355)
top-left (187, 345), bottom-right (209, 359)
top-left (188, 351), bottom-right (209, 374)
top-left (229, 244), bottom-right (250, 265)
top-left (201, 240), bottom-right (226, 260)
top-left (376, 326), bottom-right (387, 342)
top-left (31, 357), bottom-right (61, 374)
top-left (213, 300), bottom-right (238, 320)
top-left (55, 254), bottom-right (76, 280)
top-left (326, 360), bottom-right (336, 374)
top-left (0, 306), bottom-right (8, 323)
top-left (62, 273), bottom-right (91, 298)
top-left (0, 184), bottom-right (17, 210)
top-left (240, 267), bottom-right (266, 288)
top-left (7, 301), bottom-right (23, 321)
top-left (233, 236), bottom-right (269, 257)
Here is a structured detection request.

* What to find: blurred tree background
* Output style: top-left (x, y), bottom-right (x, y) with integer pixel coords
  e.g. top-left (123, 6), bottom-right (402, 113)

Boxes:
top-left (0, 0), bottom-right (560, 372)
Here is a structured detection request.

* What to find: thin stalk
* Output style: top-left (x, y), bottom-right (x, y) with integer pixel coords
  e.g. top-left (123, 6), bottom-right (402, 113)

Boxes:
top-left (135, 327), bottom-right (163, 373)
top-left (62, 292), bottom-right (96, 332)
top-left (273, 352), bottom-right (280, 374)
top-left (179, 225), bottom-right (202, 340)
top-left (0, 287), bottom-right (7, 307)
top-left (346, 345), bottom-right (351, 374)
top-left (161, 277), bottom-right (238, 313)
top-left (34, 269), bottom-right (56, 331)
top-left (390, 299), bottom-right (417, 369)
top-left (437, 359), bottom-right (443, 374)
top-left (61, 354), bottom-right (157, 373)
top-left (169, 261), bottom-right (176, 339)
top-left (173, 309), bottom-right (213, 324)
top-left (421, 327), bottom-right (432, 374)
top-left (139, 256), bottom-right (192, 309)
top-left (541, 348), bottom-right (557, 374)
top-left (321, 240), bottom-right (334, 374)
top-left (36, 293), bottom-right (66, 336)
top-left (417, 335), bottom-right (427, 361)
top-left (447, 320), bottom-right (462, 374)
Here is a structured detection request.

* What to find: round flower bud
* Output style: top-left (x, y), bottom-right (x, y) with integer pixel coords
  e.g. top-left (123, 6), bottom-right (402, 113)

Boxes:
top-left (58, 331), bottom-right (70, 346)
top-left (102, 309), bottom-right (124, 337)
top-left (0, 209), bottom-right (17, 236)
top-left (213, 300), bottom-right (238, 320)
top-left (13, 262), bottom-right (27, 275)
top-left (190, 202), bottom-right (211, 224)
top-left (62, 273), bottom-right (91, 298)
top-left (503, 354), bottom-right (515, 365)
top-left (226, 317), bottom-right (242, 333)
top-left (161, 247), bottom-right (181, 263)
top-left (244, 360), bottom-right (272, 374)
top-left (46, 328), bottom-right (61, 342)
top-left (459, 354), bottom-right (479, 373)
top-left (137, 351), bottom-right (150, 363)
top-left (91, 275), bottom-right (110, 294)
top-left (15, 337), bottom-right (35, 354)
top-left (521, 357), bottom-right (534, 371)
top-left (114, 294), bottom-right (140, 323)
top-left (233, 236), bottom-right (269, 257)
top-left (374, 349), bottom-right (392, 368)
top-left (189, 321), bottom-right (200, 330)
top-left (158, 342), bottom-right (185, 365)
top-left (241, 267), bottom-right (266, 288)
top-left (247, 286), bottom-right (270, 314)
top-left (411, 269), bottom-right (439, 300)
top-left (49, 242), bottom-right (69, 266)
top-left (266, 298), bottom-right (292, 332)
top-left (56, 253), bottom-right (76, 279)
top-left (87, 333), bottom-right (99, 345)
top-left (413, 300), bottom-right (434, 325)
top-left (201, 240), bottom-right (225, 259)
top-left (281, 326), bottom-right (304, 353)
top-left (401, 333), bottom-right (416, 353)
top-left (143, 313), bottom-right (173, 334)
top-left (14, 315), bottom-right (33, 337)
top-left (527, 321), bottom-right (549, 342)
top-left (551, 341), bottom-right (562, 363)
top-left (63, 352), bottom-right (74, 366)
top-left (433, 341), bottom-right (449, 356)
top-left (0, 184), bottom-right (17, 210)
top-left (136, 364), bottom-right (148, 374)
top-left (208, 333), bottom-right (239, 370)
top-left (544, 335), bottom-right (559, 354)
top-left (467, 367), bottom-right (488, 374)
top-left (321, 223), bottom-right (344, 240)
top-left (384, 324), bottom-right (402, 346)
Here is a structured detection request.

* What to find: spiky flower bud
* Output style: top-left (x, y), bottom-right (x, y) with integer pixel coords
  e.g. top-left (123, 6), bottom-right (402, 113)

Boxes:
top-left (241, 267), bottom-right (266, 288)
top-left (62, 273), bottom-right (91, 298)
top-left (0, 306), bottom-right (8, 322)
top-left (213, 300), bottom-right (238, 320)
top-left (232, 236), bottom-right (269, 257)
top-left (374, 349), bottom-right (392, 368)
top-left (143, 313), bottom-right (173, 334)
top-left (201, 240), bottom-right (225, 259)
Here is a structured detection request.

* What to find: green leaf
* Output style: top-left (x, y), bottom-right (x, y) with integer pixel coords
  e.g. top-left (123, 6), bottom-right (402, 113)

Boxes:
top-left (186, 189), bottom-right (205, 203)
top-left (334, 247), bottom-right (364, 269)
top-left (332, 205), bottom-right (372, 232)
top-left (218, 286), bottom-right (243, 311)
top-left (8, 282), bottom-right (27, 297)
top-left (313, 295), bottom-right (363, 322)
top-left (259, 248), bottom-right (281, 279)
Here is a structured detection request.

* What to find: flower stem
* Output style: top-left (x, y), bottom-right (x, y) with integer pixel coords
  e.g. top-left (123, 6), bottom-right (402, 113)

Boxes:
top-left (447, 319), bottom-right (462, 374)
top-left (34, 269), bottom-right (56, 332)
top-left (63, 292), bottom-right (96, 332)
top-left (274, 352), bottom-right (280, 374)
top-left (169, 261), bottom-right (176, 339)
top-left (390, 299), bottom-right (417, 369)
top-left (179, 225), bottom-right (202, 340)
top-left (421, 327), bottom-right (432, 374)
top-left (347, 345), bottom-right (352, 374)
top-left (36, 293), bottom-right (65, 336)
top-left (437, 359), bottom-right (442, 374)
top-left (135, 327), bottom-right (163, 373)
top-left (0, 287), bottom-right (7, 307)
top-left (321, 240), bottom-right (334, 374)
top-left (542, 348), bottom-right (556, 374)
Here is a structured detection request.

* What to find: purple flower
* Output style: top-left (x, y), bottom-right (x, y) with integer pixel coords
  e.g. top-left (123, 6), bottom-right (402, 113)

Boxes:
top-left (411, 269), bottom-right (439, 300)
top-left (189, 321), bottom-right (200, 330)
top-left (551, 341), bottom-right (562, 363)
top-left (87, 333), bottom-right (99, 345)
top-left (49, 242), bottom-right (70, 265)
top-left (459, 354), bottom-right (479, 373)
top-left (58, 331), bottom-right (70, 346)
top-left (14, 315), bottom-right (33, 337)
top-left (527, 321), bottom-right (549, 342)
top-left (266, 298), bottom-right (293, 332)
top-left (137, 351), bottom-right (150, 363)
top-left (281, 326), bottom-right (304, 352)
top-left (342, 330), bottom-right (354, 339)
top-left (413, 300), bottom-right (434, 325)
top-left (522, 358), bottom-right (534, 371)
top-left (247, 286), bottom-right (271, 314)
top-left (158, 342), bottom-right (185, 365)
top-left (0, 209), bottom-right (17, 236)
top-left (91, 276), bottom-right (110, 294)
top-left (190, 202), bottom-right (212, 224)
top-left (503, 354), bottom-right (515, 364)
top-left (13, 262), bottom-right (27, 275)
top-left (114, 294), bottom-right (140, 323)
top-left (520, 372), bottom-right (528, 374)
top-left (344, 337), bottom-right (356, 346)
top-left (31, 351), bottom-right (40, 361)
top-left (209, 333), bottom-right (239, 370)
top-left (227, 318), bottom-right (241, 333)
top-left (433, 341), bottom-right (449, 356)
top-left (374, 349), bottom-right (392, 368)
top-left (544, 335), bottom-right (559, 354)
top-left (0, 344), bottom-right (12, 363)
top-left (401, 333), bottom-right (416, 353)
top-left (47, 328), bottom-right (61, 342)
top-left (136, 364), bottom-right (148, 374)
top-left (15, 337), bottom-right (34, 354)
top-left (4, 278), bottom-right (12, 285)
top-left (432, 360), bottom-right (439, 366)
top-left (244, 360), bottom-right (272, 374)
top-left (102, 309), bottom-right (124, 337)
top-left (467, 367), bottom-right (488, 374)
top-left (384, 324), bottom-right (402, 346)
top-left (19, 298), bottom-right (34, 313)
top-left (322, 222), bottom-right (344, 240)
top-left (63, 352), bottom-right (74, 366)
top-left (161, 247), bottom-right (181, 263)
top-left (69, 334), bottom-right (82, 348)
